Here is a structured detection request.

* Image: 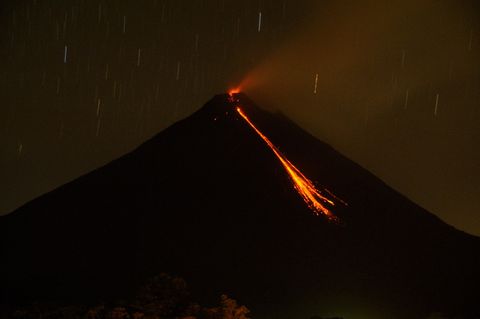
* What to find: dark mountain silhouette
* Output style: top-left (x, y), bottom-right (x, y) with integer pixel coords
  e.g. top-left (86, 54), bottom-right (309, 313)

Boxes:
top-left (1, 94), bottom-right (479, 319)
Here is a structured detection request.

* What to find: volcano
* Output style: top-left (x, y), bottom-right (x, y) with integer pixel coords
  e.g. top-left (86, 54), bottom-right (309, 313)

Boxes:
top-left (1, 94), bottom-right (479, 318)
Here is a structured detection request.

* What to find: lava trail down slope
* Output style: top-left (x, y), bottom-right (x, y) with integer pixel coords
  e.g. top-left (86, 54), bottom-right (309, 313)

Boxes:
top-left (231, 93), bottom-right (344, 222)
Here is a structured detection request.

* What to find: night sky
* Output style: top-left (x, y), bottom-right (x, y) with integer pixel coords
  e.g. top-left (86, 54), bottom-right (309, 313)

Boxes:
top-left (1, 0), bottom-right (479, 236)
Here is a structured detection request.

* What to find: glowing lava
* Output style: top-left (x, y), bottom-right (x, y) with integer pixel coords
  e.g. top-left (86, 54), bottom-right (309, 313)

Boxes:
top-left (228, 88), bottom-right (241, 96)
top-left (228, 88), bottom-right (241, 103)
top-left (234, 103), bottom-right (343, 222)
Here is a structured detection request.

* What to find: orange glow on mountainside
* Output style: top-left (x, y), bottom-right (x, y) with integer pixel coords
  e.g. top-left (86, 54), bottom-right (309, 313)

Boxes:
top-left (235, 104), bottom-right (343, 222)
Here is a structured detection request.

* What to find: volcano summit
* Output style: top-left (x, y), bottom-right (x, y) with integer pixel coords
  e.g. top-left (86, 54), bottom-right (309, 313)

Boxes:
top-left (1, 94), bottom-right (479, 318)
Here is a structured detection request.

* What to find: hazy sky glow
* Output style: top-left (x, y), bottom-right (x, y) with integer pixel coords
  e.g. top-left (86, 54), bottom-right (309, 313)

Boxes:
top-left (241, 0), bottom-right (480, 235)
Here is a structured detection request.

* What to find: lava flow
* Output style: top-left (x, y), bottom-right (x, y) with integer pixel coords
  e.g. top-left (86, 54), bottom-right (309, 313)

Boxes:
top-left (231, 94), bottom-right (344, 222)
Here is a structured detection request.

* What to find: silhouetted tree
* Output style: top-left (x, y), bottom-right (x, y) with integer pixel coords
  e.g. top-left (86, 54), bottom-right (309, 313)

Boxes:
top-left (203, 295), bottom-right (249, 319)
top-left (134, 273), bottom-right (191, 317)
top-left (2, 274), bottom-right (253, 319)
top-left (86, 304), bottom-right (107, 319)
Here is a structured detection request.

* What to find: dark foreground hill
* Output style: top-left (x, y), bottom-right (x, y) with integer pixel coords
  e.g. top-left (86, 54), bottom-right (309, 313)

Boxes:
top-left (1, 94), bottom-right (479, 319)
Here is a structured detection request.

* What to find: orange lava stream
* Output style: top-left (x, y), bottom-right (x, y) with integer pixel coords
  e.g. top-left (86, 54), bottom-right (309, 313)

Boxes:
top-left (235, 106), bottom-right (340, 222)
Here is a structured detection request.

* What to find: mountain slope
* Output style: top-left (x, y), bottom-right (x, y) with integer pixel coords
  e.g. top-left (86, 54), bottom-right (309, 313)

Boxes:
top-left (1, 94), bottom-right (479, 319)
